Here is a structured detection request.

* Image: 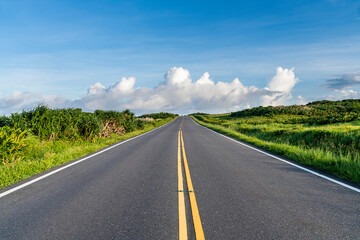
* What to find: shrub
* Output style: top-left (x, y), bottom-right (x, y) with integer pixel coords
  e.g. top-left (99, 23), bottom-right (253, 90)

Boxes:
top-left (0, 116), bottom-right (11, 127)
top-left (140, 112), bottom-right (179, 119)
top-left (0, 126), bottom-right (27, 164)
top-left (77, 113), bottom-right (102, 140)
top-left (10, 106), bottom-right (101, 140)
top-left (95, 109), bottom-right (138, 132)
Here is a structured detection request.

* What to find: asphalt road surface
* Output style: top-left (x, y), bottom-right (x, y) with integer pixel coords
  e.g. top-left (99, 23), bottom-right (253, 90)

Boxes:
top-left (0, 116), bottom-right (359, 239)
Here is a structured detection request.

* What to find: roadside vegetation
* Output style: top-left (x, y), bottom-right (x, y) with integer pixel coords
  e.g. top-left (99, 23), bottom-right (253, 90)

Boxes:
top-left (0, 106), bottom-right (177, 189)
top-left (191, 99), bottom-right (360, 185)
top-left (139, 112), bottom-right (178, 119)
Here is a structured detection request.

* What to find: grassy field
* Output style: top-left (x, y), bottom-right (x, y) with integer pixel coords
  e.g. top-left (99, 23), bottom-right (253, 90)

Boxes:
top-left (191, 99), bottom-right (360, 185)
top-left (0, 107), bottom-right (177, 189)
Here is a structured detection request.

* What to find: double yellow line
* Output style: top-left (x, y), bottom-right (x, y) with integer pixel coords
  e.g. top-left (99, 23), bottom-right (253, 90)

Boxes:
top-left (178, 120), bottom-right (205, 240)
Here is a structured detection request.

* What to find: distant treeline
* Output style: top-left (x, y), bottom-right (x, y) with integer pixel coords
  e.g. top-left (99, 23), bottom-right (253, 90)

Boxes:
top-left (139, 112), bottom-right (178, 119)
top-left (229, 99), bottom-right (360, 124)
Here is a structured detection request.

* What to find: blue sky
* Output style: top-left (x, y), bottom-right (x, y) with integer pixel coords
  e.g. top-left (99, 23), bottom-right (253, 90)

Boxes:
top-left (0, 0), bottom-right (360, 114)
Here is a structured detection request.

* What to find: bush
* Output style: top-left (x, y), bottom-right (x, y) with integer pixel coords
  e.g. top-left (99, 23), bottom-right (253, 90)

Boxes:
top-left (134, 119), bottom-right (145, 129)
top-left (77, 113), bottom-right (102, 140)
top-left (94, 110), bottom-right (126, 123)
top-left (140, 112), bottom-right (178, 119)
top-left (0, 126), bottom-right (27, 164)
top-left (9, 106), bottom-right (101, 140)
top-left (95, 109), bottom-right (138, 132)
top-left (0, 116), bottom-right (11, 127)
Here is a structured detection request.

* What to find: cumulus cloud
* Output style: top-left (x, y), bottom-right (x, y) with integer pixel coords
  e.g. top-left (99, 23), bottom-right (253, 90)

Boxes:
top-left (326, 89), bottom-right (360, 101)
top-left (0, 91), bottom-right (72, 115)
top-left (262, 67), bottom-right (299, 106)
top-left (165, 67), bottom-right (192, 86)
top-left (297, 95), bottom-right (308, 105)
top-left (88, 82), bottom-right (106, 95)
top-left (0, 66), bottom-right (300, 115)
top-left (110, 77), bottom-right (136, 95)
top-left (323, 72), bottom-right (360, 89)
top-left (0, 91), bottom-right (38, 115)
top-left (71, 67), bottom-right (267, 114)
top-left (38, 95), bottom-right (72, 109)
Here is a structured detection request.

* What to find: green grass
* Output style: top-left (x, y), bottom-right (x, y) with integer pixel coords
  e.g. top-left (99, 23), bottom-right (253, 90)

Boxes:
top-left (0, 117), bottom-right (175, 189)
top-left (191, 104), bottom-right (360, 185)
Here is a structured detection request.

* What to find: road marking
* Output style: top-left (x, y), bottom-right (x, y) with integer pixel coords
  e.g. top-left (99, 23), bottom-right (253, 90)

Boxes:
top-left (178, 131), bottom-right (188, 240)
top-left (192, 118), bottom-right (360, 194)
top-left (181, 130), bottom-right (205, 240)
top-left (180, 118), bottom-right (184, 130)
top-left (0, 118), bottom-right (179, 199)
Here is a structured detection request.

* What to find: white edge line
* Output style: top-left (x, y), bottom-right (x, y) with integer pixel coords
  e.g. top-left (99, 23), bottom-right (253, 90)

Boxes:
top-left (0, 119), bottom-right (178, 199)
top-left (191, 118), bottom-right (360, 194)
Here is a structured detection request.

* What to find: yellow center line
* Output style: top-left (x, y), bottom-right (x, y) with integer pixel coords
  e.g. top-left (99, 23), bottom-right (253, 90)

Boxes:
top-left (180, 130), bottom-right (205, 240)
top-left (180, 118), bottom-right (184, 130)
top-left (178, 131), bottom-right (188, 240)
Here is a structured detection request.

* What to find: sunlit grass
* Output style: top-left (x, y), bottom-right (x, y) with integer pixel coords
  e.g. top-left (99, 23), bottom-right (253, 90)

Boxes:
top-left (192, 115), bottom-right (360, 185)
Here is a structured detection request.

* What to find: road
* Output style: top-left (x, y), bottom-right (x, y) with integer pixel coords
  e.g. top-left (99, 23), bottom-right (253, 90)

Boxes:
top-left (0, 116), bottom-right (359, 239)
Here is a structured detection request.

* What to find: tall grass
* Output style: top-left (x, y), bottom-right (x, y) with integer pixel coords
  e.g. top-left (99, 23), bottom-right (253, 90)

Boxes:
top-left (10, 106), bottom-right (102, 140)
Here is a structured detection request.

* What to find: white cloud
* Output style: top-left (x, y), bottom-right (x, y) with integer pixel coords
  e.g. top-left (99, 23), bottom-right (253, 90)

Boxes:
top-left (38, 95), bottom-right (71, 109)
top-left (110, 77), bottom-right (136, 95)
top-left (88, 82), bottom-right (106, 95)
top-left (0, 91), bottom-right (38, 115)
top-left (327, 89), bottom-right (360, 100)
top-left (0, 66), bottom-right (301, 115)
top-left (165, 67), bottom-right (192, 86)
top-left (297, 95), bottom-right (307, 105)
top-left (262, 67), bottom-right (299, 106)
